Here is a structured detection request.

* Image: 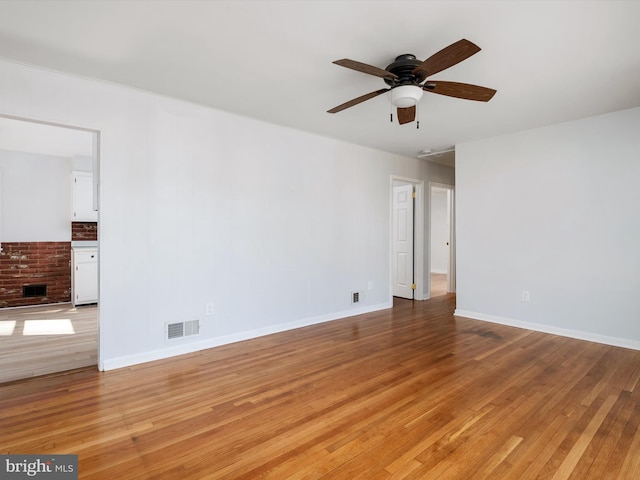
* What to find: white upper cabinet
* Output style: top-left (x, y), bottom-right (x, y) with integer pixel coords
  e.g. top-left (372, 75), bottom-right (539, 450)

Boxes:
top-left (72, 171), bottom-right (97, 222)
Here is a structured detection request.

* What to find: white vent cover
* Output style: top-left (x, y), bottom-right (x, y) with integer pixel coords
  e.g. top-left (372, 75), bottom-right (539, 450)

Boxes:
top-left (166, 319), bottom-right (200, 340)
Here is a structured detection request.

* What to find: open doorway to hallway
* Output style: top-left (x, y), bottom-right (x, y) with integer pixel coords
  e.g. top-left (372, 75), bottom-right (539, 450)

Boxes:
top-left (429, 183), bottom-right (455, 297)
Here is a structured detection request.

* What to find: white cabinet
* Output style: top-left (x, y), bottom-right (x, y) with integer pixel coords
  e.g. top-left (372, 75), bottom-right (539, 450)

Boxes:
top-left (72, 171), bottom-right (97, 222)
top-left (72, 248), bottom-right (98, 306)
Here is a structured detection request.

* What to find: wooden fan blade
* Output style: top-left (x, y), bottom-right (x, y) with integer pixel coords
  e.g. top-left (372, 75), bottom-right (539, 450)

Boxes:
top-left (413, 39), bottom-right (481, 78)
top-left (327, 88), bottom-right (389, 114)
top-left (423, 81), bottom-right (496, 102)
top-left (333, 59), bottom-right (398, 80)
top-left (397, 106), bottom-right (416, 125)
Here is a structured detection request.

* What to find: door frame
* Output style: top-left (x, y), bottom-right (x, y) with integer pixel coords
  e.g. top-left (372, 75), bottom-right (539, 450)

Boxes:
top-left (428, 182), bottom-right (456, 297)
top-left (390, 175), bottom-right (424, 301)
top-left (0, 112), bottom-right (101, 366)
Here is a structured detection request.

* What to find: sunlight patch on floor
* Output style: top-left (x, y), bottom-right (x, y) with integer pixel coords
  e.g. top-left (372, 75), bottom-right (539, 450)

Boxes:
top-left (0, 320), bottom-right (17, 335)
top-left (23, 319), bottom-right (75, 335)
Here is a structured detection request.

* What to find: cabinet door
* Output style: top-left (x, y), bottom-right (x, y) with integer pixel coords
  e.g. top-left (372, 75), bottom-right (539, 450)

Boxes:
top-left (72, 172), bottom-right (97, 222)
top-left (73, 250), bottom-right (98, 305)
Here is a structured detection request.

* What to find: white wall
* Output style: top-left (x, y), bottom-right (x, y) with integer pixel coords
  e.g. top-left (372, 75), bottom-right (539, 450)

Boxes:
top-left (72, 154), bottom-right (92, 171)
top-left (0, 59), bottom-right (453, 369)
top-left (0, 149), bottom-right (71, 241)
top-left (455, 107), bottom-right (640, 348)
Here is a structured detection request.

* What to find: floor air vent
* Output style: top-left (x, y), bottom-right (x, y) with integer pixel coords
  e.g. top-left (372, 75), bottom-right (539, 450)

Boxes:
top-left (166, 320), bottom-right (200, 340)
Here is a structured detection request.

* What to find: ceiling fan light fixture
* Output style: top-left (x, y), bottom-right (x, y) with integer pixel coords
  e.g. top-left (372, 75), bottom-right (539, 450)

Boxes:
top-left (328, 39), bottom-right (495, 124)
top-left (389, 85), bottom-right (423, 108)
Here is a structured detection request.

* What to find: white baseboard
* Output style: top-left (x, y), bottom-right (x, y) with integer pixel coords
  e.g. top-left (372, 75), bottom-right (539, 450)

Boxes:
top-left (101, 301), bottom-right (392, 371)
top-left (453, 309), bottom-right (640, 351)
top-left (430, 269), bottom-right (448, 275)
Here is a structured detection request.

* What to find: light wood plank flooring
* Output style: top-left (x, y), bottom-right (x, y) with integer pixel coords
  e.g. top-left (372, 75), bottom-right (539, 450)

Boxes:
top-left (430, 272), bottom-right (448, 297)
top-left (2, 296), bottom-right (640, 479)
top-left (0, 303), bottom-right (98, 384)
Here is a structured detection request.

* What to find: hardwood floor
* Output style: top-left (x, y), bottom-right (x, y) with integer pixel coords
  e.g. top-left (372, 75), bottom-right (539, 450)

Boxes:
top-left (430, 272), bottom-right (447, 297)
top-left (2, 296), bottom-right (640, 479)
top-left (0, 303), bottom-right (98, 384)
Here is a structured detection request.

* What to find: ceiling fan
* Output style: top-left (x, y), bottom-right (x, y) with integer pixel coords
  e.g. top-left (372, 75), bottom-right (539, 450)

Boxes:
top-left (327, 39), bottom-right (496, 126)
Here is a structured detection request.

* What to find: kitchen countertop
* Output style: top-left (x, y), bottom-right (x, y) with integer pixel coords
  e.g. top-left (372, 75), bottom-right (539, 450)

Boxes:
top-left (71, 241), bottom-right (98, 248)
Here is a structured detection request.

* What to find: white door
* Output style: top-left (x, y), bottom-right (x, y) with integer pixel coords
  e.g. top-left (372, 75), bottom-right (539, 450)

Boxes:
top-left (392, 184), bottom-right (414, 299)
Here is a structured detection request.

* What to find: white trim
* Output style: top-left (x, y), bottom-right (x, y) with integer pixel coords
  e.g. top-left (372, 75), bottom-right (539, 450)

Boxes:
top-left (454, 309), bottom-right (640, 351)
top-left (0, 112), bottom-right (100, 134)
top-left (101, 301), bottom-right (392, 371)
top-left (430, 269), bottom-right (448, 274)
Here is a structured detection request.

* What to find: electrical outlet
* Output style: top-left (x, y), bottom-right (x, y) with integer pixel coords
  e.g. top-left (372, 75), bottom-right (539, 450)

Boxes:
top-left (206, 303), bottom-right (214, 315)
top-left (521, 291), bottom-right (530, 302)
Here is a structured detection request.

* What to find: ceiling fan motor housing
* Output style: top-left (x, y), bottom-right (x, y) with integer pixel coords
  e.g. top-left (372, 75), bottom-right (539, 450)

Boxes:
top-left (384, 55), bottom-right (425, 107)
top-left (384, 54), bottom-right (428, 86)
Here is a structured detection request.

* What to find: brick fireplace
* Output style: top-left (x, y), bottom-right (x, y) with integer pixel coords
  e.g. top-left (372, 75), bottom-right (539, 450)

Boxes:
top-left (0, 242), bottom-right (72, 308)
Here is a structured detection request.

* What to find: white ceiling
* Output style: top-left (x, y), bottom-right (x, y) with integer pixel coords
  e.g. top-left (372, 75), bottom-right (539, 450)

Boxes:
top-left (0, 1), bottom-right (638, 163)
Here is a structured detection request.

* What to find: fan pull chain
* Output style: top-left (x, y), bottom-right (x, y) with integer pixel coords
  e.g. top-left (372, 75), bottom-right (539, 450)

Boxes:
top-left (416, 102), bottom-right (420, 129)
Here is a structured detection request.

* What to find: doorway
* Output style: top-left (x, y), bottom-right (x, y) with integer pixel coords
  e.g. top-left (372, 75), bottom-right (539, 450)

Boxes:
top-left (429, 183), bottom-right (455, 297)
top-left (391, 176), bottom-right (424, 300)
top-left (0, 114), bottom-right (99, 383)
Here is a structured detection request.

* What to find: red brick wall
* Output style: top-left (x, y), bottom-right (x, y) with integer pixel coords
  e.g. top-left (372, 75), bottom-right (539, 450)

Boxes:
top-left (71, 222), bottom-right (98, 241)
top-left (0, 242), bottom-right (71, 308)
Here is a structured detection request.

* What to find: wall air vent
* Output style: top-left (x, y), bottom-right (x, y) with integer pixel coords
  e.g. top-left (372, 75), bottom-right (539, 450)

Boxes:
top-left (166, 319), bottom-right (200, 341)
top-left (167, 322), bottom-right (184, 340)
top-left (352, 291), bottom-right (360, 304)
